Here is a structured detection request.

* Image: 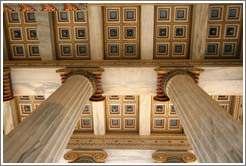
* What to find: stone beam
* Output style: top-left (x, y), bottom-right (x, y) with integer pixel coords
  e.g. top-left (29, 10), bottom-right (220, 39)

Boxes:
top-left (9, 66), bottom-right (243, 96)
top-left (190, 4), bottom-right (209, 60)
top-left (141, 5), bottom-right (154, 60)
top-left (3, 29), bottom-right (9, 61)
top-left (36, 12), bottom-right (56, 60)
top-left (88, 6), bottom-right (104, 60)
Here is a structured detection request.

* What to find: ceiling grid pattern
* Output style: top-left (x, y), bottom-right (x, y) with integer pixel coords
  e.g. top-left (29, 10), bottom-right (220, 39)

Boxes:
top-left (53, 10), bottom-right (90, 60)
top-left (105, 95), bottom-right (139, 132)
top-left (205, 4), bottom-right (243, 59)
top-left (103, 6), bottom-right (140, 60)
top-left (153, 4), bottom-right (193, 59)
top-left (4, 11), bottom-right (40, 60)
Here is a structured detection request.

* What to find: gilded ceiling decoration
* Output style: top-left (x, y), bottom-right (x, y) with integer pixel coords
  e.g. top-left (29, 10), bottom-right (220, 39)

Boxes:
top-left (74, 102), bottom-right (94, 132)
top-left (106, 95), bottom-right (139, 132)
top-left (205, 4), bottom-right (243, 59)
top-left (152, 97), bottom-right (183, 133)
top-left (4, 11), bottom-right (40, 60)
top-left (153, 4), bottom-right (193, 59)
top-left (53, 10), bottom-right (90, 60)
top-left (3, 3), bottom-right (243, 61)
top-left (103, 6), bottom-right (140, 60)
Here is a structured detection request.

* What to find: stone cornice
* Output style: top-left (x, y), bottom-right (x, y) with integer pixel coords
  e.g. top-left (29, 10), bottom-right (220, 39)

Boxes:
top-left (67, 134), bottom-right (191, 150)
top-left (3, 59), bottom-right (243, 67)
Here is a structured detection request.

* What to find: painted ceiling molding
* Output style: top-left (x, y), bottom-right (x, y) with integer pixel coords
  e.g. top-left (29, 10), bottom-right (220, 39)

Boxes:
top-left (3, 3), bottom-right (87, 12)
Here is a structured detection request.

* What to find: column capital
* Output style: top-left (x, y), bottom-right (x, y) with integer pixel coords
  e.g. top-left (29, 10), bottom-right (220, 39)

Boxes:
top-left (154, 67), bottom-right (204, 98)
top-left (152, 150), bottom-right (197, 163)
top-left (3, 68), bottom-right (14, 102)
top-left (56, 67), bottom-right (105, 101)
top-left (154, 67), bottom-right (204, 74)
top-left (64, 149), bottom-right (107, 163)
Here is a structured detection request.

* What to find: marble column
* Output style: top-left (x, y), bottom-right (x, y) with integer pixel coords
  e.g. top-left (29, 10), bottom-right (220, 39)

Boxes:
top-left (3, 75), bottom-right (93, 163)
top-left (166, 74), bottom-right (243, 163)
top-left (93, 101), bottom-right (106, 135)
top-left (139, 95), bottom-right (151, 135)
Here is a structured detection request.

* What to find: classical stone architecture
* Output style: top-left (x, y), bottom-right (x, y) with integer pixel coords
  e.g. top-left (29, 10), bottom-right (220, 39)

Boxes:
top-left (2, 2), bottom-right (244, 164)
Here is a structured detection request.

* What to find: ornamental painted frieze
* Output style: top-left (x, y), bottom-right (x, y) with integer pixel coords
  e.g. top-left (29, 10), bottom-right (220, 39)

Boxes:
top-left (3, 3), bottom-right (87, 12)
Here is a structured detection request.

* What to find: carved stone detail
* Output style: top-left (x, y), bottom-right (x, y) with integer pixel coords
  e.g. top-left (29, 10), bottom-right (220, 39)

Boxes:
top-left (152, 150), bottom-right (197, 163)
top-left (154, 67), bottom-right (204, 100)
top-left (56, 67), bottom-right (105, 101)
top-left (64, 150), bottom-right (107, 163)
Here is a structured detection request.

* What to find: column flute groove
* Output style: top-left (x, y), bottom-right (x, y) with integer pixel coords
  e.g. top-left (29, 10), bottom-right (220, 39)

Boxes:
top-left (168, 83), bottom-right (211, 162)
top-left (169, 79), bottom-right (237, 162)
top-left (4, 75), bottom-right (94, 163)
top-left (165, 73), bottom-right (243, 163)
top-left (4, 78), bottom-right (84, 152)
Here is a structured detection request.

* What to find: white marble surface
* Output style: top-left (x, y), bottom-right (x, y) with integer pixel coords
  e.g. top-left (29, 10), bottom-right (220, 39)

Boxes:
top-left (104, 149), bottom-right (155, 163)
top-left (139, 95), bottom-right (151, 135)
top-left (199, 67), bottom-right (243, 95)
top-left (10, 66), bottom-right (243, 96)
top-left (93, 101), bottom-right (106, 135)
top-left (36, 12), bottom-right (56, 60)
top-left (58, 149), bottom-right (72, 163)
top-left (3, 101), bottom-right (15, 135)
top-left (141, 5), bottom-right (154, 60)
top-left (10, 67), bottom-right (61, 96)
top-left (89, 6), bottom-right (104, 60)
top-left (102, 67), bottom-right (157, 95)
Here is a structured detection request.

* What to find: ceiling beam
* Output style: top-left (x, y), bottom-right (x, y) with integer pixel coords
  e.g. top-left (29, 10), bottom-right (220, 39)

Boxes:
top-left (36, 12), bottom-right (56, 60)
top-left (141, 5), bottom-right (154, 60)
top-left (190, 4), bottom-right (209, 60)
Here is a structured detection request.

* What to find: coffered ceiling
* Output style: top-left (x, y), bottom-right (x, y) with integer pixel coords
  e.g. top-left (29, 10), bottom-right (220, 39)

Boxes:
top-left (205, 4), bottom-right (243, 59)
top-left (53, 10), bottom-right (90, 60)
top-left (3, 3), bottom-right (243, 61)
top-left (103, 5), bottom-right (141, 60)
top-left (15, 94), bottom-right (239, 135)
top-left (153, 4), bottom-right (193, 59)
top-left (4, 11), bottom-right (40, 60)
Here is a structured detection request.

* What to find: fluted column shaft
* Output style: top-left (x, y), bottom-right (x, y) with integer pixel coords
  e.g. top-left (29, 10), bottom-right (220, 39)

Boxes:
top-left (4, 75), bottom-right (93, 163)
top-left (166, 75), bottom-right (243, 163)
